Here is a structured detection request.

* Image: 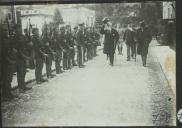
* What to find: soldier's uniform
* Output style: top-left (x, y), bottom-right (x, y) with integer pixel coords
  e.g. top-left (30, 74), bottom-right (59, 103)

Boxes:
top-left (52, 27), bottom-right (63, 74)
top-left (59, 27), bottom-right (70, 70)
top-left (23, 29), bottom-right (35, 69)
top-left (71, 27), bottom-right (78, 66)
top-left (41, 27), bottom-right (56, 78)
top-left (76, 24), bottom-right (86, 68)
top-left (32, 28), bottom-right (47, 84)
top-left (85, 28), bottom-right (92, 60)
top-left (1, 25), bottom-right (17, 99)
top-left (83, 27), bottom-right (87, 62)
top-left (14, 25), bottom-right (32, 92)
top-left (65, 26), bottom-right (76, 68)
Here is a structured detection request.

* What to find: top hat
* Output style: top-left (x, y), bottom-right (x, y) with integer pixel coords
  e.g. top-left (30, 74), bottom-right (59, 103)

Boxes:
top-left (102, 17), bottom-right (110, 24)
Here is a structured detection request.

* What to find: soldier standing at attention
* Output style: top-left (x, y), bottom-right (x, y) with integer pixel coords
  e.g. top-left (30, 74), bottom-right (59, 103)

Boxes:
top-left (76, 23), bottom-right (86, 68)
top-left (14, 24), bottom-right (32, 92)
top-left (41, 24), bottom-right (56, 79)
top-left (60, 26), bottom-right (69, 70)
top-left (72, 27), bottom-right (78, 66)
top-left (32, 28), bottom-right (48, 84)
top-left (52, 26), bottom-right (64, 74)
top-left (83, 26), bottom-right (87, 62)
top-left (85, 27), bottom-right (92, 60)
top-left (65, 25), bottom-right (76, 68)
top-left (23, 28), bottom-right (35, 69)
top-left (1, 24), bottom-right (17, 99)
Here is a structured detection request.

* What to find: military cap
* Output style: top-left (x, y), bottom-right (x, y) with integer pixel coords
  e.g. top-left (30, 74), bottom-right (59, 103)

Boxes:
top-left (13, 24), bottom-right (21, 29)
top-left (78, 23), bottom-right (84, 26)
top-left (65, 24), bottom-right (71, 28)
top-left (140, 21), bottom-right (145, 27)
top-left (32, 28), bottom-right (39, 34)
top-left (60, 26), bottom-right (65, 30)
top-left (74, 26), bottom-right (78, 29)
top-left (59, 24), bottom-right (65, 29)
top-left (102, 17), bottom-right (110, 24)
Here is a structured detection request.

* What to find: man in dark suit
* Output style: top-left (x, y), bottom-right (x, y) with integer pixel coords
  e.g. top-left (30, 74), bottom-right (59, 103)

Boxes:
top-left (100, 18), bottom-right (119, 66)
top-left (136, 22), bottom-right (152, 67)
top-left (123, 24), bottom-right (135, 61)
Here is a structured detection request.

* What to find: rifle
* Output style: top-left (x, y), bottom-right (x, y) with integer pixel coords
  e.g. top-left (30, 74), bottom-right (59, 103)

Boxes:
top-left (28, 19), bottom-right (32, 41)
top-left (6, 17), bottom-right (10, 37)
top-left (135, 42), bottom-right (137, 62)
top-left (114, 40), bottom-right (117, 63)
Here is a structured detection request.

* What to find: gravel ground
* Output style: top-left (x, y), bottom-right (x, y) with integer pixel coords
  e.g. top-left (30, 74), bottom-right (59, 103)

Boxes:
top-left (1, 43), bottom-right (176, 126)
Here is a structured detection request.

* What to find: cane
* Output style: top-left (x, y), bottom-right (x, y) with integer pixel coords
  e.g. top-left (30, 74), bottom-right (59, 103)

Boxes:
top-left (114, 41), bottom-right (117, 63)
top-left (135, 42), bottom-right (137, 62)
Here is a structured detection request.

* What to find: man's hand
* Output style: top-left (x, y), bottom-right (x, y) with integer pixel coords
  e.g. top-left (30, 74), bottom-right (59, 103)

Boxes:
top-left (63, 49), bottom-right (66, 53)
top-left (44, 54), bottom-right (48, 57)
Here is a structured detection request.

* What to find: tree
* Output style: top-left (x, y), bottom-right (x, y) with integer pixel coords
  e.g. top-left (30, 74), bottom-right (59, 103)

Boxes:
top-left (139, 2), bottom-right (162, 25)
top-left (53, 8), bottom-right (64, 26)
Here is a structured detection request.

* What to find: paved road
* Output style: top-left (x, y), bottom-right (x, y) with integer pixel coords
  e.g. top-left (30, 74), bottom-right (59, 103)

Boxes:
top-left (2, 43), bottom-right (176, 126)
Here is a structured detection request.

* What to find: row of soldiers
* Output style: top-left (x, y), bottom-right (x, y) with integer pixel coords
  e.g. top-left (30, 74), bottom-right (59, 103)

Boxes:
top-left (0, 22), bottom-right (100, 100)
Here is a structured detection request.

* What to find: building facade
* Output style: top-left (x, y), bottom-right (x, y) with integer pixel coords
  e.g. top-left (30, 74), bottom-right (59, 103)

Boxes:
top-left (17, 8), bottom-right (53, 35)
top-left (163, 2), bottom-right (175, 20)
top-left (60, 7), bottom-right (95, 29)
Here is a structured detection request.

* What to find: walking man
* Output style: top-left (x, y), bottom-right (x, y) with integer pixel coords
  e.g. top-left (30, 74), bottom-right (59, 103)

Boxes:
top-left (123, 24), bottom-right (135, 61)
top-left (136, 21), bottom-right (152, 67)
top-left (100, 18), bottom-right (119, 66)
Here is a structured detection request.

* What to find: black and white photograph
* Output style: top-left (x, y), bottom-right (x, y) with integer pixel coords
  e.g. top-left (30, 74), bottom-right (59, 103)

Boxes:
top-left (0, 1), bottom-right (176, 127)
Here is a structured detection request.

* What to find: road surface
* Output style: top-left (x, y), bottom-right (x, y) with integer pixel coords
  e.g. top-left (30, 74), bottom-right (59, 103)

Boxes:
top-left (2, 43), bottom-right (176, 126)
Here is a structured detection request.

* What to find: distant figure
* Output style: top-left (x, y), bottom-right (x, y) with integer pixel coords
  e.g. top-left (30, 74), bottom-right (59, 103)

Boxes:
top-left (117, 28), bottom-right (125, 55)
top-left (123, 24), bottom-right (135, 61)
top-left (100, 18), bottom-right (119, 66)
top-left (136, 22), bottom-right (152, 67)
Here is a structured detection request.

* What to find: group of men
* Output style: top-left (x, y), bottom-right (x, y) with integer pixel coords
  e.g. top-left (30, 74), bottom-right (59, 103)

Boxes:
top-left (101, 18), bottom-right (152, 67)
top-left (123, 22), bottom-right (152, 67)
top-left (0, 22), bottom-right (100, 100)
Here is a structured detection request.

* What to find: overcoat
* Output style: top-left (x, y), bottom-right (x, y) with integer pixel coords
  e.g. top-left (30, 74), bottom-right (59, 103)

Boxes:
top-left (100, 27), bottom-right (119, 55)
top-left (123, 29), bottom-right (135, 46)
top-left (136, 26), bottom-right (152, 56)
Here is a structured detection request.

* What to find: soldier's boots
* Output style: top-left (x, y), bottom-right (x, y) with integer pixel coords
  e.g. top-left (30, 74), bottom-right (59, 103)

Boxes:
top-left (72, 61), bottom-right (77, 66)
top-left (2, 92), bottom-right (18, 101)
top-left (56, 69), bottom-right (64, 74)
top-left (47, 74), bottom-right (56, 79)
top-left (36, 78), bottom-right (48, 84)
top-left (19, 86), bottom-right (32, 93)
top-left (79, 64), bottom-right (85, 68)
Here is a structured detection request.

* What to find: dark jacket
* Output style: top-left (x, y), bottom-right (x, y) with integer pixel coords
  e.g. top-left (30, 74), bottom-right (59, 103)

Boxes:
top-left (100, 27), bottom-right (119, 54)
top-left (76, 29), bottom-right (86, 46)
top-left (123, 28), bottom-right (135, 46)
top-left (32, 34), bottom-right (44, 59)
top-left (136, 26), bottom-right (152, 55)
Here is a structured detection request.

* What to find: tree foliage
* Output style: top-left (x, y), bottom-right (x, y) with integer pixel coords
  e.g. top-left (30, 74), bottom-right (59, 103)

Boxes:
top-left (53, 8), bottom-right (64, 26)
